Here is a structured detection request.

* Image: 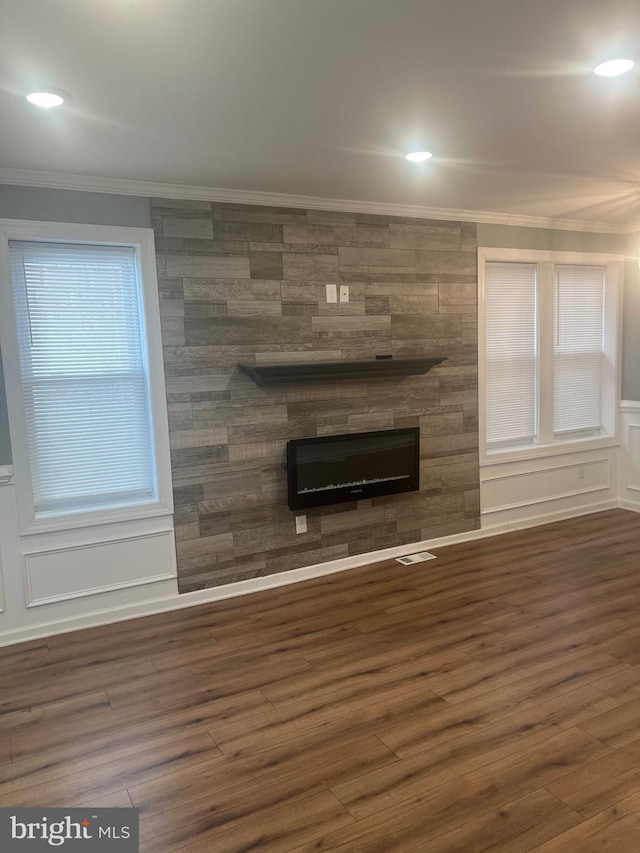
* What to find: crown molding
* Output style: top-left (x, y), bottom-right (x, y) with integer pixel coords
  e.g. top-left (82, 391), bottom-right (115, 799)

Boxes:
top-left (0, 166), bottom-right (630, 235)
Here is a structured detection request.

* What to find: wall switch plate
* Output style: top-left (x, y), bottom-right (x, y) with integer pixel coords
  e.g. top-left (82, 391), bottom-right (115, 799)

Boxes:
top-left (295, 514), bottom-right (307, 534)
top-left (339, 285), bottom-right (349, 302)
top-left (326, 284), bottom-right (338, 304)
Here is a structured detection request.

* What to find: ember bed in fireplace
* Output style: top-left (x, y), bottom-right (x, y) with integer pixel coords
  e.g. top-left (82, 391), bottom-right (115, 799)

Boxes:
top-left (287, 427), bottom-right (420, 510)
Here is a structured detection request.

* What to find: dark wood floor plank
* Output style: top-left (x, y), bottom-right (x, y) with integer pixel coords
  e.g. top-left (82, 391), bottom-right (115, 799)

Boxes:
top-left (28, 625), bottom-right (221, 669)
top-left (154, 622), bottom-right (361, 668)
top-left (261, 646), bottom-right (473, 710)
top-left (332, 726), bottom-right (609, 821)
top-left (378, 683), bottom-right (619, 759)
top-left (5, 689), bottom-right (271, 775)
top-left (353, 594), bottom-right (521, 636)
top-left (411, 789), bottom-right (582, 853)
top-left (306, 621), bottom-right (496, 672)
top-left (578, 697), bottom-right (640, 748)
top-left (73, 789), bottom-right (133, 809)
top-left (131, 733), bottom-right (395, 827)
top-left (0, 738), bottom-right (10, 765)
top-left (485, 592), bottom-right (640, 637)
top-left (525, 806), bottom-right (640, 852)
top-left (0, 691), bottom-right (112, 743)
top-left (547, 746), bottom-right (640, 817)
top-left (466, 618), bottom-right (629, 664)
top-left (0, 658), bottom-right (158, 715)
top-left (590, 663), bottom-right (640, 702)
top-left (142, 789), bottom-right (354, 853)
top-left (430, 651), bottom-right (627, 706)
top-left (107, 649), bottom-right (313, 709)
top-left (210, 681), bottom-right (445, 757)
top-left (0, 732), bottom-right (221, 808)
top-left (310, 776), bottom-right (540, 850)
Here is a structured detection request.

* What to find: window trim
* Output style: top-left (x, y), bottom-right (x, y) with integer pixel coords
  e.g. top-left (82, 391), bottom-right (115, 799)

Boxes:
top-left (0, 219), bottom-right (173, 535)
top-left (478, 247), bottom-right (623, 467)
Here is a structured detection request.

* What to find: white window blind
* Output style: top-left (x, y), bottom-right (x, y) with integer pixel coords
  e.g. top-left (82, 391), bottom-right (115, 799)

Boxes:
top-left (485, 262), bottom-right (538, 448)
top-left (554, 265), bottom-right (605, 437)
top-left (9, 241), bottom-right (157, 516)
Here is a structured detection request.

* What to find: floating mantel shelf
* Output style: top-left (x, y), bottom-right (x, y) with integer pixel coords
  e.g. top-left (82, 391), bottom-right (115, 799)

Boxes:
top-left (238, 357), bottom-right (447, 386)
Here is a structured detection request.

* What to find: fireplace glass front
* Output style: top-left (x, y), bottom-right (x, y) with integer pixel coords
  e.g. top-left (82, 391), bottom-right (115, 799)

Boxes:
top-left (286, 427), bottom-right (420, 510)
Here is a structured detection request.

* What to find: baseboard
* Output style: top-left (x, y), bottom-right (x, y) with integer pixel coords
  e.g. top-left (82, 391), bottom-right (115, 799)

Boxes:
top-left (0, 496), bottom-right (628, 647)
top-left (617, 499), bottom-right (640, 513)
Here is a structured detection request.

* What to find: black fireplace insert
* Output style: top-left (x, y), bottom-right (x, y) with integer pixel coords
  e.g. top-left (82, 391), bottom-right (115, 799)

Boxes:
top-left (287, 427), bottom-right (420, 510)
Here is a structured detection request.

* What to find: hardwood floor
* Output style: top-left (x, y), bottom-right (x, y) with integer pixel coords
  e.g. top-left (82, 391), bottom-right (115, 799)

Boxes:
top-left (2, 508), bottom-right (640, 851)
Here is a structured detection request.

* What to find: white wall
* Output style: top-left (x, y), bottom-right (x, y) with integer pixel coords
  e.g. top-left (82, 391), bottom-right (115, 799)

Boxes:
top-left (618, 401), bottom-right (640, 512)
top-left (0, 472), bottom-right (178, 644)
top-left (480, 445), bottom-right (618, 531)
top-left (622, 234), bottom-right (640, 402)
top-left (0, 213), bottom-right (179, 646)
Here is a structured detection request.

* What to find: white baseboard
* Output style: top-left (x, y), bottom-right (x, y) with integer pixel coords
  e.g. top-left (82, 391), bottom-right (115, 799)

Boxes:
top-left (617, 499), bottom-right (640, 513)
top-left (0, 496), bottom-right (625, 647)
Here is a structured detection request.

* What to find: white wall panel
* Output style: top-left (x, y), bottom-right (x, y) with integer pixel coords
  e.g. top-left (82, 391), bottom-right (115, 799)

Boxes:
top-left (0, 474), bottom-right (179, 644)
top-left (618, 402), bottom-right (640, 510)
top-left (483, 459), bottom-right (610, 513)
top-left (481, 446), bottom-right (618, 529)
top-left (23, 530), bottom-right (176, 607)
top-left (626, 425), bottom-right (640, 492)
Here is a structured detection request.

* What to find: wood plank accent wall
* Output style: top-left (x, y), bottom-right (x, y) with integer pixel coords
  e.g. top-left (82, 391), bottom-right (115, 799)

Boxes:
top-left (152, 200), bottom-right (480, 591)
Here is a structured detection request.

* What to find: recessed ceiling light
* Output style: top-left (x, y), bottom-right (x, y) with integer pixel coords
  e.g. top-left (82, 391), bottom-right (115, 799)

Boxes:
top-left (26, 91), bottom-right (65, 108)
top-left (405, 151), bottom-right (433, 163)
top-left (593, 59), bottom-right (635, 77)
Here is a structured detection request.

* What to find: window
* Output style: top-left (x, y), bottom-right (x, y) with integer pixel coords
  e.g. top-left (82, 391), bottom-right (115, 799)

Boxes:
top-left (479, 249), bottom-right (621, 461)
top-left (0, 221), bottom-right (172, 532)
top-left (553, 265), bottom-right (605, 438)
top-left (485, 262), bottom-right (537, 448)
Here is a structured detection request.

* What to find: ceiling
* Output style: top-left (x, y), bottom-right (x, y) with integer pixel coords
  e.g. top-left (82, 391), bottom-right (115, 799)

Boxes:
top-left (2, 0), bottom-right (640, 226)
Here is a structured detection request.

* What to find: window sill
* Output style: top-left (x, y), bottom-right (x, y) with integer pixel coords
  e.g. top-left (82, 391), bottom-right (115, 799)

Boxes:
top-left (481, 435), bottom-right (620, 467)
top-left (0, 465), bottom-right (14, 486)
top-left (20, 498), bottom-right (174, 536)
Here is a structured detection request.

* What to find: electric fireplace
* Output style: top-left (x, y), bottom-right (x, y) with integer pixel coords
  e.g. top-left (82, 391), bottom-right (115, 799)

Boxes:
top-left (287, 427), bottom-right (420, 510)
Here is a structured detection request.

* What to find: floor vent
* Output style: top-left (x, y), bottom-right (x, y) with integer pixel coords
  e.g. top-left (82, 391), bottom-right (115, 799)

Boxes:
top-left (396, 551), bottom-right (437, 565)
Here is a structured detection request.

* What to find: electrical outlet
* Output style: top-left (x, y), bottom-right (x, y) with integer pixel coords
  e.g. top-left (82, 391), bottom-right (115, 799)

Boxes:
top-left (295, 514), bottom-right (307, 534)
top-left (326, 284), bottom-right (337, 303)
top-left (578, 466), bottom-right (585, 480)
top-left (339, 285), bottom-right (349, 302)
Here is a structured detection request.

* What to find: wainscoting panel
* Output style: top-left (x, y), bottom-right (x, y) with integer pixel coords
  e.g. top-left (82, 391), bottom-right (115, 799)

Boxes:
top-left (481, 446), bottom-right (618, 528)
top-left (23, 530), bottom-right (177, 607)
top-left (628, 426), bottom-right (640, 491)
top-left (0, 469), bottom-right (17, 618)
top-left (0, 549), bottom-right (5, 614)
top-left (0, 469), bottom-right (9, 614)
top-left (0, 474), bottom-right (179, 642)
top-left (618, 401), bottom-right (640, 511)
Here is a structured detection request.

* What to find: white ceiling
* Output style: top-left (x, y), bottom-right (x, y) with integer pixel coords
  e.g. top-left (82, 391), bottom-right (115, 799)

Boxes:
top-left (2, 0), bottom-right (640, 225)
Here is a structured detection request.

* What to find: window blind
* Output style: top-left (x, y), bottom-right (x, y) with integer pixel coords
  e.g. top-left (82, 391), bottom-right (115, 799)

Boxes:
top-left (9, 241), bottom-right (156, 515)
top-left (553, 265), bottom-right (605, 437)
top-left (485, 262), bottom-right (538, 448)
